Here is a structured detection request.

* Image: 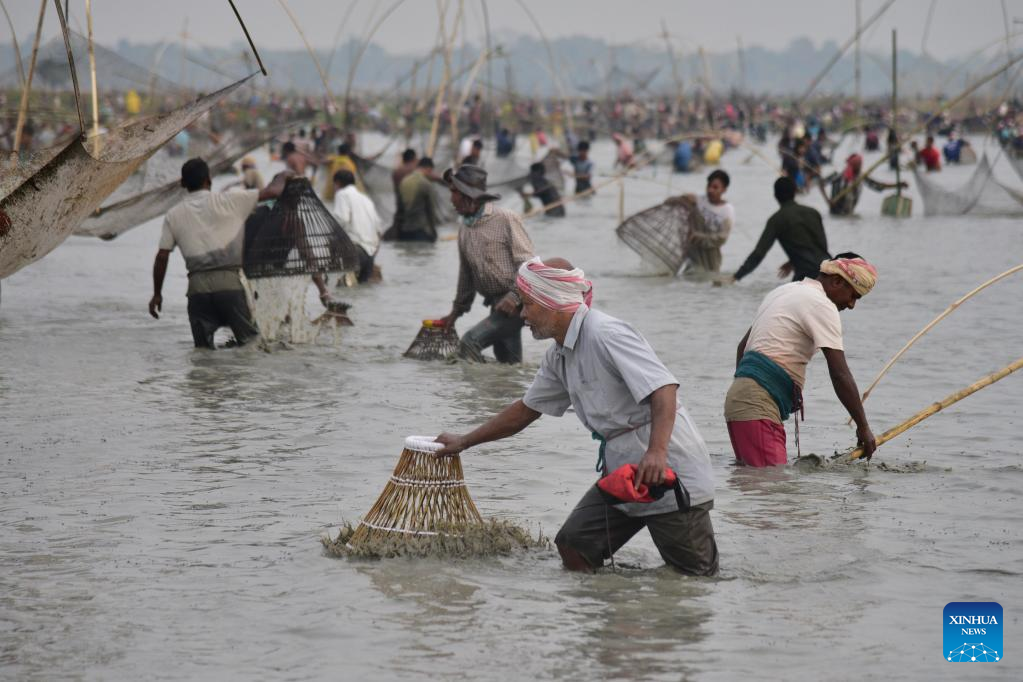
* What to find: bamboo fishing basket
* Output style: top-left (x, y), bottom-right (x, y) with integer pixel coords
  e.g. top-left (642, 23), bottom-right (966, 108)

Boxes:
top-left (403, 319), bottom-right (460, 360)
top-left (347, 436), bottom-right (483, 548)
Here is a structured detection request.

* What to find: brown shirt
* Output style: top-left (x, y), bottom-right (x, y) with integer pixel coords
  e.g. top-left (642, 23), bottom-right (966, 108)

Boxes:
top-left (453, 202), bottom-right (534, 313)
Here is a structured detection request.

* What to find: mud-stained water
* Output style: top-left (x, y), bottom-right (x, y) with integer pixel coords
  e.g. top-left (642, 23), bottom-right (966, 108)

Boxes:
top-left (1, 135), bottom-right (1020, 680)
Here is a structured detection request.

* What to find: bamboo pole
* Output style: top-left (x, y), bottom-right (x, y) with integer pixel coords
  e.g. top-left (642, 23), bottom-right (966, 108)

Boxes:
top-left (85, 0), bottom-right (100, 155)
top-left (12, 0), bottom-right (47, 154)
top-left (0, 0), bottom-right (25, 87)
top-left (798, 0), bottom-right (896, 105)
top-left (277, 0), bottom-right (340, 112)
top-left (856, 263), bottom-right (1023, 411)
top-left (426, 0), bottom-right (456, 158)
top-left (446, 0), bottom-right (465, 162)
top-left (844, 356), bottom-right (1023, 462)
top-left (832, 51), bottom-right (1023, 207)
top-left (511, 0), bottom-right (573, 136)
top-left (342, 0), bottom-right (408, 129)
top-left (454, 48), bottom-right (493, 117)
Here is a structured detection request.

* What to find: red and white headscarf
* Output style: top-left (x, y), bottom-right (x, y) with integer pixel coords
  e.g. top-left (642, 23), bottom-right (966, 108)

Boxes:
top-left (516, 257), bottom-right (593, 312)
top-left (819, 256), bottom-right (878, 296)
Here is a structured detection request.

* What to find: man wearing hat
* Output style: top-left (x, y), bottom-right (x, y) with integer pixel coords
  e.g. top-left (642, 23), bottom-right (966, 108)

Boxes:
top-left (724, 253), bottom-right (879, 467)
top-left (440, 164), bottom-right (535, 363)
top-left (435, 256), bottom-right (717, 575)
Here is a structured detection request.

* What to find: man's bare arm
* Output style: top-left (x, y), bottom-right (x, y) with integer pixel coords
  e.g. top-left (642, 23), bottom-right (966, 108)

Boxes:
top-left (635, 384), bottom-right (678, 487)
top-left (434, 399), bottom-right (541, 456)
top-left (736, 327), bottom-right (751, 370)
top-left (822, 347), bottom-right (877, 458)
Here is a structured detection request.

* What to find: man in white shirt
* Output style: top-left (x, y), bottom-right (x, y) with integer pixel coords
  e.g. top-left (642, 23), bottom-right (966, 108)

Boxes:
top-left (724, 253), bottom-right (879, 466)
top-left (148, 158), bottom-right (289, 348)
top-left (332, 170), bottom-right (383, 283)
top-left (435, 257), bottom-right (717, 576)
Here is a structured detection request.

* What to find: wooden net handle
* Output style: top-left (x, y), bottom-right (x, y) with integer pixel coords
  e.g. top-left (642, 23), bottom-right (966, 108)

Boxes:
top-left (846, 356), bottom-right (1023, 461)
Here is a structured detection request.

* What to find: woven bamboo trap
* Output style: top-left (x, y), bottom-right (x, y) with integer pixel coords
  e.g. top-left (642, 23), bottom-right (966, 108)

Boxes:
top-left (403, 319), bottom-right (460, 360)
top-left (242, 177), bottom-right (360, 280)
top-left (324, 436), bottom-right (545, 559)
top-left (615, 198), bottom-right (701, 275)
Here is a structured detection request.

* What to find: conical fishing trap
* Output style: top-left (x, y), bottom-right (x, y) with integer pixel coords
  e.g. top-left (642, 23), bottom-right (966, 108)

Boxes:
top-left (615, 197), bottom-right (702, 275)
top-left (243, 176), bottom-right (360, 280)
top-left (324, 436), bottom-right (545, 558)
top-left (404, 319), bottom-right (460, 360)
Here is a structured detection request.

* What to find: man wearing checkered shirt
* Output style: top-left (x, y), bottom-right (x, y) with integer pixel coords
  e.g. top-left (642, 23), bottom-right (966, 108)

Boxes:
top-left (439, 165), bottom-right (535, 363)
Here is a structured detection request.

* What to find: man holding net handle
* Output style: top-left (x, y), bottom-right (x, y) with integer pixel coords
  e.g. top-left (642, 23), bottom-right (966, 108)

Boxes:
top-left (434, 257), bottom-right (717, 575)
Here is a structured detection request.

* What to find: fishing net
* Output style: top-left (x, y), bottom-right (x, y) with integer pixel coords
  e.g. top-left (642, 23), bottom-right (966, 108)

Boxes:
top-left (912, 154), bottom-right (1023, 217)
top-left (75, 124), bottom-right (291, 239)
top-left (615, 197), bottom-right (701, 275)
top-left (404, 319), bottom-right (460, 360)
top-left (0, 31), bottom-right (182, 94)
top-left (242, 176), bottom-right (360, 279)
top-left (242, 274), bottom-right (350, 346)
top-left (0, 74), bottom-right (254, 279)
top-left (323, 436), bottom-right (544, 559)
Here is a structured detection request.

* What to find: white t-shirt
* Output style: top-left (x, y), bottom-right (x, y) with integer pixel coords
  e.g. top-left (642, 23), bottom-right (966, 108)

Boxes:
top-left (745, 278), bottom-right (843, 386)
top-left (159, 189), bottom-right (259, 273)
top-left (333, 185), bottom-right (383, 256)
top-left (697, 196), bottom-right (735, 237)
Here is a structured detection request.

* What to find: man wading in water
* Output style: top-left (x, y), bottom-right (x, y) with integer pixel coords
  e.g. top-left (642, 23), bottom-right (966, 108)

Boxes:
top-left (723, 176), bottom-right (829, 284)
top-left (439, 165), bottom-right (535, 364)
top-left (435, 257), bottom-right (717, 575)
top-left (148, 159), bottom-right (291, 349)
top-left (724, 254), bottom-right (879, 466)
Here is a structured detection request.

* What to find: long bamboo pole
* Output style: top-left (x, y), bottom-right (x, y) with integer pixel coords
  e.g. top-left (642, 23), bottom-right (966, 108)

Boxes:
top-left (0, 0), bottom-right (25, 87)
top-left (798, 0), bottom-right (896, 105)
top-left (342, 0), bottom-right (408, 129)
top-left (511, 0), bottom-right (573, 136)
top-left (51, 0), bottom-right (84, 134)
top-left (426, 0), bottom-right (456, 158)
top-left (445, 0), bottom-right (465, 162)
top-left (844, 356), bottom-right (1023, 462)
top-left (277, 0), bottom-right (340, 112)
top-left (12, 0), bottom-right (47, 154)
top-left (832, 52), bottom-right (1023, 207)
top-left (85, 0), bottom-right (100, 155)
top-left (856, 263), bottom-right (1023, 409)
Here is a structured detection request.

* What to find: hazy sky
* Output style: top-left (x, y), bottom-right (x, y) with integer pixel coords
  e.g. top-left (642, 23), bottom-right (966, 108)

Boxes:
top-left (5, 0), bottom-right (1022, 60)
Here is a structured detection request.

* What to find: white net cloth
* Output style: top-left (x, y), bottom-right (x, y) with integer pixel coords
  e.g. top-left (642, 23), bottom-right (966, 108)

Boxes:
top-left (913, 154), bottom-right (1023, 217)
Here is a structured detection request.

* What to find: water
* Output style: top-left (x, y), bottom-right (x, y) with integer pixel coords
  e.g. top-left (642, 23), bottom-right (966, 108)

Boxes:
top-left (1, 135), bottom-right (1021, 680)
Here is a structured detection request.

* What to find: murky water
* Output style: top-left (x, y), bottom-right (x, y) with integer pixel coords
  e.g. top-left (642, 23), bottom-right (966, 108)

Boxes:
top-left (2, 135), bottom-right (1021, 680)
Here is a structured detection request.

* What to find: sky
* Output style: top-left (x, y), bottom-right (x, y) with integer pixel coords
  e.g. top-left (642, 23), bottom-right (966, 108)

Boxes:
top-left (4, 0), bottom-right (1021, 61)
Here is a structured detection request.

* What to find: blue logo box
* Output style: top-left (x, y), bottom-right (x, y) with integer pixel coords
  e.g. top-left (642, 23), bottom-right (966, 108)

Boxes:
top-left (944, 602), bottom-right (1002, 662)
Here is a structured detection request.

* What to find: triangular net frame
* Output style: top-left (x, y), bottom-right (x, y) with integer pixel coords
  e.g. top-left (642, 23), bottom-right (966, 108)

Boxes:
top-left (404, 320), bottom-right (460, 360)
top-left (0, 74), bottom-right (254, 279)
top-left (242, 176), bottom-right (360, 279)
top-left (75, 122), bottom-right (295, 240)
top-left (347, 436), bottom-right (483, 549)
top-left (615, 198), bottom-right (701, 274)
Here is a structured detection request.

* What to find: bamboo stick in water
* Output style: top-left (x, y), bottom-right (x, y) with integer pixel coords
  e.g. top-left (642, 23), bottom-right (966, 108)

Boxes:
top-left (844, 356), bottom-right (1023, 461)
top-left (856, 263), bottom-right (1023, 416)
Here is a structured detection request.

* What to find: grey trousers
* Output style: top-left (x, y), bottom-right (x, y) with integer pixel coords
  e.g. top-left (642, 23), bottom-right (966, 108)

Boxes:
top-left (555, 484), bottom-right (719, 576)
top-left (457, 305), bottom-right (525, 364)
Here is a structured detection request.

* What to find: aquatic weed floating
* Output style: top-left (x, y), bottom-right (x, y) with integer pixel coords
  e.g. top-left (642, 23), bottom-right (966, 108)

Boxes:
top-left (323, 436), bottom-right (545, 558)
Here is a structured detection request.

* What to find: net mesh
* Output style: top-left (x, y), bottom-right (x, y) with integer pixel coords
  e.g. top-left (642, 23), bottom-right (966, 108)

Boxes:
top-left (615, 198), bottom-right (700, 275)
top-left (404, 321), bottom-right (460, 360)
top-left (0, 75), bottom-right (253, 279)
top-left (75, 124), bottom-right (290, 239)
top-left (242, 177), bottom-right (360, 279)
top-left (913, 154), bottom-right (1023, 216)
